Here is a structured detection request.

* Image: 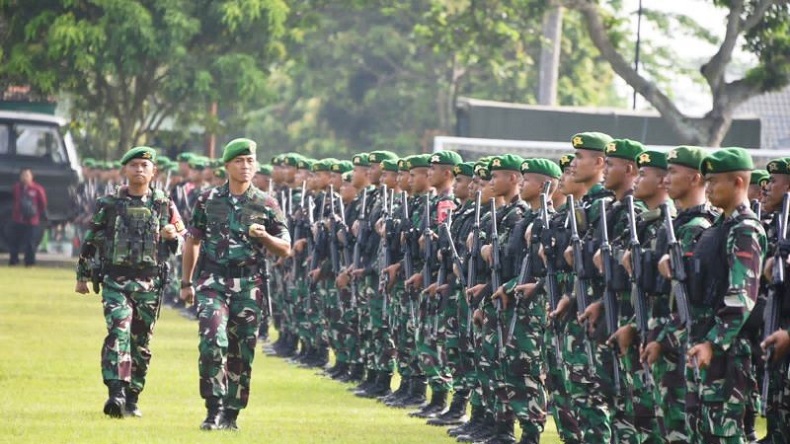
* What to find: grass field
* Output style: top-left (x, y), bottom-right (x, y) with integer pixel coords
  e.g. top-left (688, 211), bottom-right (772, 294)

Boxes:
top-left (0, 267), bottom-right (563, 443)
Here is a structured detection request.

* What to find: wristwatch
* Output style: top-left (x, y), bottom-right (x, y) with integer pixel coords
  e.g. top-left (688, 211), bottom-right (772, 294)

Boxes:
top-left (180, 281), bottom-right (193, 289)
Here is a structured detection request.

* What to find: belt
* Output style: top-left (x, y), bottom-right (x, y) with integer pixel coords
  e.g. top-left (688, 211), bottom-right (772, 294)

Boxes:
top-left (105, 265), bottom-right (159, 279)
top-left (202, 261), bottom-right (260, 279)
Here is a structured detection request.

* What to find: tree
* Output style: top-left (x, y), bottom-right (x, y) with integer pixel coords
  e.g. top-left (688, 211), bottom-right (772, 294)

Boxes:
top-left (0, 0), bottom-right (289, 157)
top-left (562, 0), bottom-right (790, 146)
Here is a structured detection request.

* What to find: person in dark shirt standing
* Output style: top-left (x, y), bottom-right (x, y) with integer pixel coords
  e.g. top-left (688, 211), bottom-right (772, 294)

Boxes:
top-left (9, 168), bottom-right (48, 266)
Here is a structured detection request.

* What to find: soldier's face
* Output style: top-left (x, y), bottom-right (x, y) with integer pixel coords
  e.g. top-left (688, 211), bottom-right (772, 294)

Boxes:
top-left (763, 174), bottom-right (790, 211)
top-left (382, 171), bottom-right (398, 189)
top-left (520, 173), bottom-right (544, 201)
top-left (454, 176), bottom-right (471, 201)
top-left (705, 173), bottom-right (738, 208)
top-left (410, 168), bottom-right (429, 193)
top-left (226, 155), bottom-right (256, 184)
top-left (429, 165), bottom-right (448, 187)
top-left (330, 172), bottom-right (343, 191)
top-left (664, 164), bottom-right (699, 200)
top-left (398, 172), bottom-right (410, 192)
top-left (353, 166), bottom-right (369, 187)
top-left (284, 165), bottom-right (296, 182)
top-left (368, 164), bottom-right (382, 184)
top-left (124, 159), bottom-right (155, 185)
top-left (748, 184), bottom-right (763, 202)
top-left (340, 182), bottom-right (357, 203)
top-left (490, 170), bottom-right (516, 197)
top-left (634, 167), bottom-right (666, 200)
top-left (480, 180), bottom-right (493, 201)
top-left (603, 157), bottom-right (629, 190)
top-left (178, 162), bottom-right (191, 177)
top-left (572, 149), bottom-right (603, 183)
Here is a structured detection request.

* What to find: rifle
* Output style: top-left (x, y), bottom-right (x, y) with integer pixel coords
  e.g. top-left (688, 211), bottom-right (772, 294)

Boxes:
top-left (261, 257), bottom-right (273, 319)
top-left (625, 195), bottom-right (655, 389)
top-left (420, 193), bottom-right (433, 343)
top-left (599, 199), bottom-right (622, 394)
top-left (401, 191), bottom-right (418, 328)
top-left (762, 192), bottom-right (789, 416)
top-left (433, 209), bottom-right (453, 338)
top-left (466, 191), bottom-right (482, 349)
top-left (568, 195), bottom-right (596, 367)
top-left (378, 186), bottom-right (391, 323)
top-left (351, 188), bottom-right (368, 309)
top-left (752, 199), bottom-right (762, 220)
top-left (539, 184), bottom-right (563, 367)
top-left (661, 202), bottom-right (700, 382)
top-left (328, 185), bottom-right (341, 277)
top-left (490, 198), bottom-right (506, 360)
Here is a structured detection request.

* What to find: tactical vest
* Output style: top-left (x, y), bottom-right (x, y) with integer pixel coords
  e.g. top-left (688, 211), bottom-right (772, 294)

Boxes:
top-left (106, 189), bottom-right (168, 271)
top-left (204, 187), bottom-right (271, 262)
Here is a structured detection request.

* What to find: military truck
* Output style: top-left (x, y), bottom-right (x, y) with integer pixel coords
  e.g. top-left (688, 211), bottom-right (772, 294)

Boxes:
top-left (0, 110), bottom-right (82, 250)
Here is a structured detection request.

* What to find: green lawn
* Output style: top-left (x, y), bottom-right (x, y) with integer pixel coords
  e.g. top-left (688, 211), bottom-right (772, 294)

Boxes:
top-left (0, 267), bottom-right (563, 443)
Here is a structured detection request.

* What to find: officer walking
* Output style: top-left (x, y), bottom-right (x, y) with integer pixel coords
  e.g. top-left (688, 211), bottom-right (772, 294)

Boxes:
top-left (180, 138), bottom-right (291, 431)
top-left (75, 146), bottom-right (184, 418)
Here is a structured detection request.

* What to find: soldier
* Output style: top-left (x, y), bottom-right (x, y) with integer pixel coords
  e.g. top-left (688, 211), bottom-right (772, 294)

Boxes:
top-left (75, 146), bottom-right (184, 418)
top-left (683, 148), bottom-right (766, 442)
top-left (749, 169), bottom-right (769, 205)
top-left (180, 138), bottom-right (291, 431)
top-left (253, 163), bottom-right (273, 192)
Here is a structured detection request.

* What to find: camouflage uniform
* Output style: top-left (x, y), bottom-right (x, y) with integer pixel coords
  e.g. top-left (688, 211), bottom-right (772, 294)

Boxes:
top-left (188, 183), bottom-right (289, 410)
top-left (77, 187), bottom-right (183, 395)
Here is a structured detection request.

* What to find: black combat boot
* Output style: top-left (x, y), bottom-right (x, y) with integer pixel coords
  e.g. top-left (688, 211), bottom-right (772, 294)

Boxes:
top-left (448, 403), bottom-right (483, 437)
top-left (409, 389), bottom-right (447, 418)
top-left (380, 376), bottom-right (409, 403)
top-left (352, 369), bottom-right (377, 393)
top-left (200, 397), bottom-right (223, 431)
top-left (390, 375), bottom-right (427, 408)
top-left (516, 430), bottom-right (539, 444)
top-left (311, 345), bottom-right (329, 368)
top-left (744, 407), bottom-right (757, 443)
top-left (219, 408), bottom-right (240, 431)
top-left (326, 362), bottom-right (348, 378)
top-left (358, 372), bottom-right (392, 398)
top-left (103, 380), bottom-right (126, 418)
top-left (339, 363), bottom-right (365, 383)
top-left (124, 389), bottom-right (142, 418)
top-left (481, 419), bottom-right (516, 444)
top-left (456, 412), bottom-right (495, 442)
top-left (428, 389), bottom-right (469, 426)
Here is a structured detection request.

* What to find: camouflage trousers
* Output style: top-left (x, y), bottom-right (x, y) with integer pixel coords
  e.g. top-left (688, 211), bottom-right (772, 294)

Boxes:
top-left (446, 290), bottom-right (474, 394)
top-left (100, 284), bottom-right (161, 393)
top-left (416, 291), bottom-right (453, 392)
top-left (196, 275), bottom-right (264, 410)
top-left (366, 281), bottom-right (396, 374)
top-left (561, 316), bottom-right (613, 443)
top-left (688, 339), bottom-right (755, 444)
top-left (392, 284), bottom-right (416, 379)
top-left (493, 295), bottom-right (547, 438)
top-left (543, 317), bottom-right (583, 443)
top-left (764, 360), bottom-right (790, 444)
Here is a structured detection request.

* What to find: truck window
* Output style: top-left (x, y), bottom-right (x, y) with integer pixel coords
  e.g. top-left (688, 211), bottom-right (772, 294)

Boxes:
top-left (14, 123), bottom-right (67, 163)
top-left (0, 124), bottom-right (8, 154)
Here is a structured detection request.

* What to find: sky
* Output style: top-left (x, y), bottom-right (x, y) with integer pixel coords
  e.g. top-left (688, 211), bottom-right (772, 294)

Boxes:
top-left (612, 0), bottom-right (757, 115)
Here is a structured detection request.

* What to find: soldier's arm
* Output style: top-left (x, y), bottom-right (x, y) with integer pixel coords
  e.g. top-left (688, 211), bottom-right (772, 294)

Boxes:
top-left (76, 198), bottom-right (108, 281)
top-left (256, 196), bottom-right (291, 257)
top-left (704, 220), bottom-right (765, 351)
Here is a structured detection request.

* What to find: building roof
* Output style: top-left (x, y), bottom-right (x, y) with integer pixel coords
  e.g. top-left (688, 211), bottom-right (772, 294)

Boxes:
top-left (737, 86), bottom-right (790, 149)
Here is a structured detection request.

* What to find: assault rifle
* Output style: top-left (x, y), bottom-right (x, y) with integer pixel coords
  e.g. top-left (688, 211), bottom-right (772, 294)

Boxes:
top-left (378, 186), bottom-right (392, 323)
top-left (625, 195), bottom-right (655, 389)
top-left (752, 199), bottom-right (762, 221)
top-left (490, 198), bottom-right (506, 360)
top-left (328, 185), bottom-right (341, 277)
top-left (540, 183), bottom-right (563, 368)
top-left (401, 191), bottom-right (418, 327)
top-left (661, 202), bottom-right (700, 382)
top-left (420, 193), bottom-right (433, 343)
top-left (466, 191), bottom-right (482, 349)
top-left (599, 199), bottom-right (622, 394)
top-left (351, 188), bottom-right (369, 309)
top-left (568, 195), bottom-right (596, 367)
top-left (433, 208), bottom-right (453, 338)
top-left (762, 192), bottom-right (789, 415)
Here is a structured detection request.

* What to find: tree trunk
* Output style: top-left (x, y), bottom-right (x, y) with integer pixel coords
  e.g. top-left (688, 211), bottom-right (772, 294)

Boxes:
top-left (538, 3), bottom-right (563, 106)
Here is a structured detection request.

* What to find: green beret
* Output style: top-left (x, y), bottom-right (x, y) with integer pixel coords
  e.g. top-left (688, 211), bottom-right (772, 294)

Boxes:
top-left (397, 157), bottom-right (410, 172)
top-left (407, 154), bottom-right (431, 170)
top-left (283, 153), bottom-right (304, 167)
top-left (214, 167), bottom-right (226, 179)
top-left (82, 158), bottom-right (96, 167)
top-left (113, 160), bottom-right (123, 169)
top-left (558, 154), bottom-right (575, 172)
top-left (162, 161), bottom-right (179, 173)
top-left (521, 158), bottom-right (561, 178)
top-left (297, 158), bottom-right (314, 171)
top-left (750, 169), bottom-right (769, 186)
top-left (120, 146), bottom-right (157, 165)
top-left (155, 155), bottom-right (170, 167)
top-left (352, 153), bottom-right (370, 167)
top-left (369, 150), bottom-right (399, 164)
top-left (222, 138), bottom-right (257, 163)
top-left (766, 158), bottom-right (790, 176)
top-left (176, 152), bottom-right (196, 162)
top-left (312, 159), bottom-right (333, 172)
top-left (701, 147), bottom-right (754, 175)
top-left (488, 154), bottom-right (524, 172)
top-left (605, 139), bottom-right (644, 162)
top-left (188, 156), bottom-right (208, 171)
top-left (476, 166), bottom-right (491, 180)
top-left (571, 132), bottom-right (613, 152)
top-left (452, 162), bottom-right (475, 177)
top-left (331, 160), bottom-right (354, 174)
top-left (666, 146), bottom-right (706, 171)
top-left (636, 150), bottom-right (667, 170)
top-left (429, 150), bottom-right (463, 166)
top-left (342, 171), bottom-right (353, 182)
top-left (271, 153), bottom-right (284, 166)
top-left (258, 164), bottom-right (273, 176)
top-left (382, 159), bottom-right (399, 172)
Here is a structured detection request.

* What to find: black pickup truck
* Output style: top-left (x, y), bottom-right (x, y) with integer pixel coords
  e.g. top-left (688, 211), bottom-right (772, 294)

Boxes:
top-left (0, 110), bottom-right (82, 250)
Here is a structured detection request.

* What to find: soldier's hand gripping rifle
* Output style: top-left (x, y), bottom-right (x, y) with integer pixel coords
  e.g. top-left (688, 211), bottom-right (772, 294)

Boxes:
top-left (599, 199), bottom-right (622, 394)
top-left (762, 192), bottom-right (789, 416)
top-left (466, 191), bottom-right (483, 350)
top-left (626, 195), bottom-right (655, 389)
top-left (661, 202), bottom-right (700, 382)
top-left (351, 188), bottom-right (368, 310)
top-left (490, 198), bottom-right (506, 361)
top-left (568, 195), bottom-right (596, 367)
top-left (420, 193), bottom-right (434, 343)
top-left (539, 183), bottom-right (564, 368)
